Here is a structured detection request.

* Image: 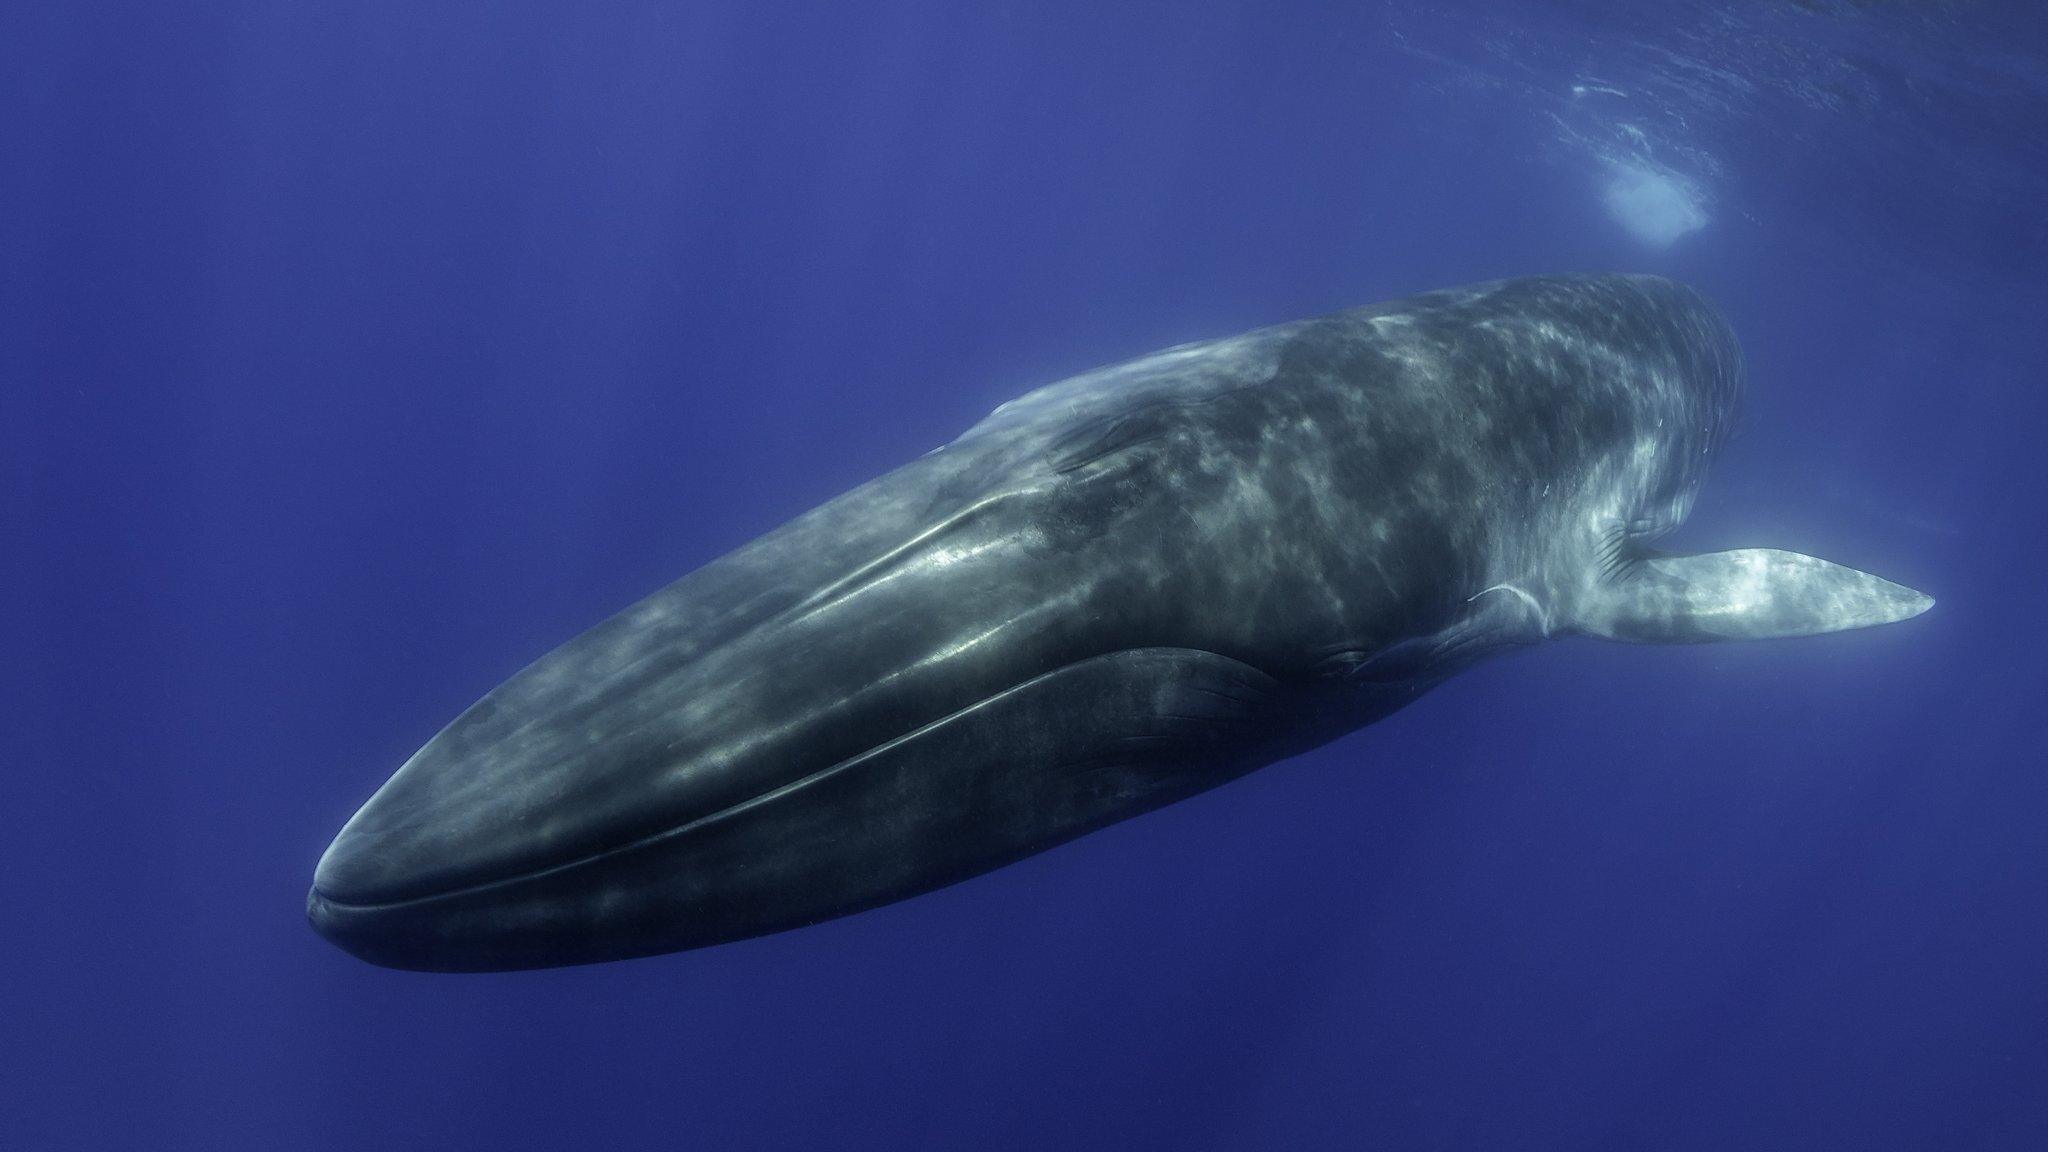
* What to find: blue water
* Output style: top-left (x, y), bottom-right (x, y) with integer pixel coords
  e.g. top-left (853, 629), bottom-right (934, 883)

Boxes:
top-left (6, 2), bottom-right (2046, 1148)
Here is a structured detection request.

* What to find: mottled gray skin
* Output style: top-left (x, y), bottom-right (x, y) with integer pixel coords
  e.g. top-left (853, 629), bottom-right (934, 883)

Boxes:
top-left (309, 275), bottom-right (1931, 971)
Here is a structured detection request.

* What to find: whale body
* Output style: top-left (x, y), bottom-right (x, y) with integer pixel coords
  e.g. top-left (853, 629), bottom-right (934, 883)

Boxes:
top-left (308, 275), bottom-right (1932, 971)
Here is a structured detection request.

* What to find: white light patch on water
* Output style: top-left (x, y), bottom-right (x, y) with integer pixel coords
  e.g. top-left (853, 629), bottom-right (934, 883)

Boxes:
top-left (1600, 161), bottom-right (1708, 248)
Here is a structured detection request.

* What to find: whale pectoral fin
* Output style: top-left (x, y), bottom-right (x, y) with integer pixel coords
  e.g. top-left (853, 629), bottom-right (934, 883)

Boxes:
top-left (1580, 548), bottom-right (1934, 643)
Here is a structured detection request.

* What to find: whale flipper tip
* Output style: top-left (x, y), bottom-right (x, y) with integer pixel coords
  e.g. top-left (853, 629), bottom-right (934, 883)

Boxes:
top-left (1579, 547), bottom-right (1933, 643)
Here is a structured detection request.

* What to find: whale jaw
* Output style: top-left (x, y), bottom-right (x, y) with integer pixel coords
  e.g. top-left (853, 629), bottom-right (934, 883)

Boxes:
top-left (307, 648), bottom-right (1306, 972)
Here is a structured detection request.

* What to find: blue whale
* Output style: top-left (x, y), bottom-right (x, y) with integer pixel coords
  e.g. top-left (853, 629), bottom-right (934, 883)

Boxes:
top-left (309, 275), bottom-right (1931, 971)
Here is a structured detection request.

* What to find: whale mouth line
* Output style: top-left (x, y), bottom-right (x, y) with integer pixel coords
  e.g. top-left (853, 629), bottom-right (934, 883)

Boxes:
top-left (313, 728), bottom-right (941, 914)
top-left (312, 652), bottom-right (1146, 916)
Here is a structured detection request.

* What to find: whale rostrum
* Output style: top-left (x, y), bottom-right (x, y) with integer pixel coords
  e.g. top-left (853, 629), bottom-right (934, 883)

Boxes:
top-left (308, 275), bottom-right (1932, 971)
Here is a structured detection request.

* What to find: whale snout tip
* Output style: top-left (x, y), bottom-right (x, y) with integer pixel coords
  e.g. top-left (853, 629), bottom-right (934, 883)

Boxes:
top-left (306, 829), bottom-right (443, 971)
top-left (305, 885), bottom-right (342, 941)
top-left (304, 883), bottom-right (370, 962)
top-left (305, 873), bottom-right (398, 968)
top-left (305, 879), bottom-right (461, 972)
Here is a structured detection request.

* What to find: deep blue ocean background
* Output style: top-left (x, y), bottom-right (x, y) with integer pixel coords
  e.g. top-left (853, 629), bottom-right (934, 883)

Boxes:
top-left (6, 2), bottom-right (2046, 1148)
